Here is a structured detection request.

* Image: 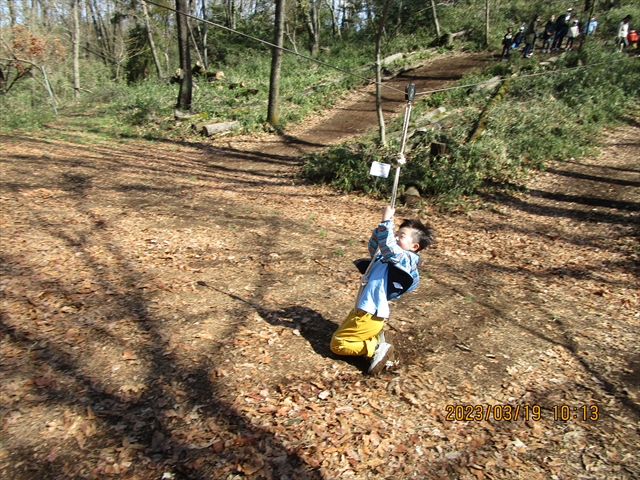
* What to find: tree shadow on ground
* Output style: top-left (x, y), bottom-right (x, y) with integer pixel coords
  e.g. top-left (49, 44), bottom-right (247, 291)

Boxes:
top-left (0, 312), bottom-right (326, 480)
top-left (196, 282), bottom-right (370, 374)
top-left (528, 189), bottom-right (640, 211)
top-left (0, 172), bottom-right (332, 478)
top-left (481, 192), bottom-right (639, 226)
top-left (544, 168), bottom-right (640, 188)
top-left (420, 258), bottom-right (640, 418)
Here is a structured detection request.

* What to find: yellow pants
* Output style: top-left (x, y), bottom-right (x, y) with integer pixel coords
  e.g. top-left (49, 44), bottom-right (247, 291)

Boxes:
top-left (330, 309), bottom-right (385, 358)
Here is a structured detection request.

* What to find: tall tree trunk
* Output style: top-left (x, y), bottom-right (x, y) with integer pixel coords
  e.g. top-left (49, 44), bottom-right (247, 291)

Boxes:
top-left (176, 0), bottom-right (192, 110)
top-left (28, 0), bottom-right (36, 30)
top-left (324, 0), bottom-right (340, 39)
top-left (375, 0), bottom-right (391, 146)
top-left (142, 0), bottom-right (164, 79)
top-left (285, 21), bottom-right (298, 54)
top-left (267, 0), bottom-right (285, 126)
top-left (484, 0), bottom-right (489, 47)
top-left (201, 0), bottom-right (208, 69)
top-left (39, 0), bottom-right (50, 28)
top-left (303, 0), bottom-right (319, 55)
top-left (430, 0), bottom-right (440, 39)
top-left (227, 0), bottom-right (236, 30)
top-left (8, 0), bottom-right (18, 26)
top-left (87, 0), bottom-right (115, 71)
top-left (188, 20), bottom-right (204, 65)
top-left (72, 0), bottom-right (80, 98)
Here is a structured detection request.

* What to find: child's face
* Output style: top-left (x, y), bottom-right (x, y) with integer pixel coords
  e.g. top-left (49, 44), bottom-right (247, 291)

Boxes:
top-left (396, 227), bottom-right (419, 252)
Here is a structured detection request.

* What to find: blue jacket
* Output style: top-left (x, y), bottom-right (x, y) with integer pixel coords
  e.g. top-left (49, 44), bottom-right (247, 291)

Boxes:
top-left (354, 220), bottom-right (420, 318)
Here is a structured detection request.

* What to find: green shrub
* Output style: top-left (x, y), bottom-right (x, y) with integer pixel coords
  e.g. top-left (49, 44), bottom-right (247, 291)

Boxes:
top-left (0, 84), bottom-right (57, 131)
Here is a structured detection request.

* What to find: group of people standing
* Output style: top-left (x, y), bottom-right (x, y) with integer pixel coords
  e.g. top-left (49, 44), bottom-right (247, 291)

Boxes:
top-left (500, 9), bottom-right (636, 60)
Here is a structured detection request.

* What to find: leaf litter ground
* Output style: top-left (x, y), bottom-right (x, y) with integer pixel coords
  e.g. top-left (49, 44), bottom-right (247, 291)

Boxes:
top-left (1, 54), bottom-right (639, 479)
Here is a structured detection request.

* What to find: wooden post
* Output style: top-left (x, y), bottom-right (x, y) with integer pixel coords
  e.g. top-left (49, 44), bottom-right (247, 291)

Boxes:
top-left (430, 142), bottom-right (447, 157)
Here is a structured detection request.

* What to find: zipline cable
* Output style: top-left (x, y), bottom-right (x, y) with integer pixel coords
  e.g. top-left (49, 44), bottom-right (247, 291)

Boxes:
top-left (145, 0), bottom-right (405, 95)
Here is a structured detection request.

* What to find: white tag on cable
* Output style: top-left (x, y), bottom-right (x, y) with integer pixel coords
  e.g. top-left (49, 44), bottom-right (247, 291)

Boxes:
top-left (370, 161), bottom-right (391, 178)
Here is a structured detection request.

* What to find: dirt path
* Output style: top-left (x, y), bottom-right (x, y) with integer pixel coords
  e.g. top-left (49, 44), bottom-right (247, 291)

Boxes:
top-left (1, 54), bottom-right (638, 479)
top-left (226, 53), bottom-right (493, 162)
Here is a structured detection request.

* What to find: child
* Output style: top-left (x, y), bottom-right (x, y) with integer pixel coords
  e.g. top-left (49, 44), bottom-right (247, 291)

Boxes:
top-left (616, 15), bottom-right (632, 52)
top-left (501, 27), bottom-right (514, 59)
top-left (513, 26), bottom-right (526, 50)
top-left (565, 19), bottom-right (580, 50)
top-left (330, 206), bottom-right (434, 374)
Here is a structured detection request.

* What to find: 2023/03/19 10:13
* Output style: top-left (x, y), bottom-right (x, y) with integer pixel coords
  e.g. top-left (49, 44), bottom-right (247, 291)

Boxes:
top-left (444, 404), bottom-right (599, 422)
top-left (553, 404), bottom-right (599, 421)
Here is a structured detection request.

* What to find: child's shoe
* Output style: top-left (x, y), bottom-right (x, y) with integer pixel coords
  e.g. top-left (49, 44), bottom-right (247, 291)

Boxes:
top-left (376, 329), bottom-right (397, 363)
top-left (368, 343), bottom-right (395, 375)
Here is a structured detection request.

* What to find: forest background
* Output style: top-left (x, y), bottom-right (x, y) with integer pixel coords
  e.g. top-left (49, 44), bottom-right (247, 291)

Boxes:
top-left (2, 0), bottom-right (640, 206)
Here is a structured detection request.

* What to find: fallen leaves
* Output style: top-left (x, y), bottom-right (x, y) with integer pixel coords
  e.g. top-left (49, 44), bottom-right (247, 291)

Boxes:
top-left (1, 123), bottom-right (639, 480)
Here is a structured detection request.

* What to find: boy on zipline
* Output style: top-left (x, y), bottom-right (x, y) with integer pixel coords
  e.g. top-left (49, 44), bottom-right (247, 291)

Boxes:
top-left (330, 205), bottom-right (434, 374)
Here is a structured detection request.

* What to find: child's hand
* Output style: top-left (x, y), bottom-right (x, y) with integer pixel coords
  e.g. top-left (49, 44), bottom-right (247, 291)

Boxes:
top-left (382, 206), bottom-right (395, 222)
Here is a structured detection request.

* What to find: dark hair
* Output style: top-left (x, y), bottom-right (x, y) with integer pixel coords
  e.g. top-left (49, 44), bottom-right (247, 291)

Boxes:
top-left (399, 218), bottom-right (435, 252)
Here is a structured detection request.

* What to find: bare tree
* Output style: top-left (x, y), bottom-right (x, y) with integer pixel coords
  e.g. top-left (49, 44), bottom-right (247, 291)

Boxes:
top-left (267, 0), bottom-right (285, 125)
top-left (72, 0), bottom-right (80, 97)
top-left (141, 0), bottom-right (163, 78)
top-left (7, 0), bottom-right (18, 26)
top-left (201, 0), bottom-right (207, 69)
top-left (374, 0), bottom-right (391, 145)
top-left (324, 0), bottom-right (341, 39)
top-left (176, 0), bottom-right (192, 110)
top-left (301, 0), bottom-right (319, 55)
top-left (485, 0), bottom-right (489, 47)
top-left (430, 0), bottom-right (440, 39)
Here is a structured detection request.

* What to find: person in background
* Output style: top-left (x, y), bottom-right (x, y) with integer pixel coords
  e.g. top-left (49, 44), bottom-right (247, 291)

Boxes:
top-left (501, 27), bottom-right (515, 59)
top-left (522, 14), bottom-right (542, 57)
top-left (541, 15), bottom-right (557, 53)
top-left (565, 19), bottom-right (580, 50)
top-left (616, 15), bottom-right (632, 52)
top-left (583, 16), bottom-right (598, 35)
top-left (513, 25), bottom-right (526, 51)
top-left (627, 28), bottom-right (638, 50)
top-left (552, 8), bottom-right (573, 50)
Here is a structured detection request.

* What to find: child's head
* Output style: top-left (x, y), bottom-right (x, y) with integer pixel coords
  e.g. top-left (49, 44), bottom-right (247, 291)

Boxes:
top-left (396, 219), bottom-right (435, 253)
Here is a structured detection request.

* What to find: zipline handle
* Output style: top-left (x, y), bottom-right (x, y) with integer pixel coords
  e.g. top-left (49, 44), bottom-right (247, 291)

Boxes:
top-left (354, 84), bottom-right (415, 310)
